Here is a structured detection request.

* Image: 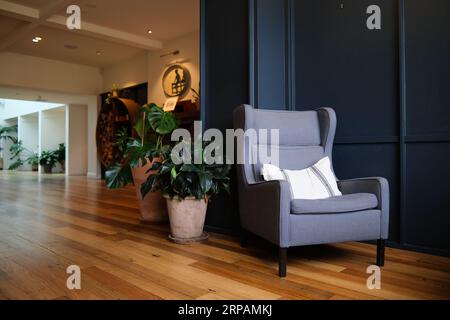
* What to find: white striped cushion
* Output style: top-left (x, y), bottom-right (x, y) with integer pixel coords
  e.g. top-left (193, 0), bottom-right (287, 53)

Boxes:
top-left (261, 157), bottom-right (342, 200)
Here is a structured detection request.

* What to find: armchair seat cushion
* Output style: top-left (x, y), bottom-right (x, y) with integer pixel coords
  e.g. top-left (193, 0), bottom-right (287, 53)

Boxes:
top-left (291, 193), bottom-right (378, 214)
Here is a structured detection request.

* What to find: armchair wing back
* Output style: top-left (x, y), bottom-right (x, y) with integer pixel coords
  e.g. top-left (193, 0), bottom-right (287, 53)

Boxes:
top-left (233, 105), bottom-right (337, 184)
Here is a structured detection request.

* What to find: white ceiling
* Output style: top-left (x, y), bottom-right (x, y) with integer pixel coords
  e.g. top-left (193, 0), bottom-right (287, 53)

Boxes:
top-left (0, 0), bottom-right (199, 67)
top-left (10, 24), bottom-right (144, 67)
top-left (0, 85), bottom-right (92, 104)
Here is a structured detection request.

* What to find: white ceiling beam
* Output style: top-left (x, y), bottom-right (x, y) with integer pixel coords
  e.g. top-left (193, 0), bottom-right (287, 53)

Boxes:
top-left (0, 0), bottom-right (162, 51)
top-left (0, 0), bottom-right (39, 20)
top-left (0, 0), bottom-right (74, 51)
top-left (45, 15), bottom-right (162, 51)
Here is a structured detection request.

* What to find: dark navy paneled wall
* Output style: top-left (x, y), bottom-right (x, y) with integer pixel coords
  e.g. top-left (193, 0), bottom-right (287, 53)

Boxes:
top-left (201, 0), bottom-right (450, 255)
top-left (402, 0), bottom-right (450, 255)
top-left (201, 0), bottom-right (249, 232)
top-left (293, 0), bottom-right (401, 242)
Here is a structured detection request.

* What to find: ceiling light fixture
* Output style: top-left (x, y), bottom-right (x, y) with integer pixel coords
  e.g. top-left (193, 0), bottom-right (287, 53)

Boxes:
top-left (32, 36), bottom-right (42, 43)
top-left (96, 51), bottom-right (101, 55)
top-left (147, 29), bottom-right (153, 34)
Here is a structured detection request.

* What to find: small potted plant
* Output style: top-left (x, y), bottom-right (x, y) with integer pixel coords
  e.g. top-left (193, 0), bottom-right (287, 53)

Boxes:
top-left (55, 143), bottom-right (66, 172)
top-left (141, 143), bottom-right (231, 243)
top-left (26, 152), bottom-right (39, 171)
top-left (39, 150), bottom-right (58, 174)
top-left (105, 103), bottom-right (178, 223)
top-left (8, 140), bottom-right (39, 171)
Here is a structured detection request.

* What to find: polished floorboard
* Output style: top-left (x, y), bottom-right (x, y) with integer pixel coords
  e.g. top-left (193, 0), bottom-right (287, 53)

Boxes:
top-left (0, 172), bottom-right (449, 300)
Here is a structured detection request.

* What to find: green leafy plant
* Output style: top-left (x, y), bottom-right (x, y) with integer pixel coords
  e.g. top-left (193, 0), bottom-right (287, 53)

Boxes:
top-left (54, 143), bottom-right (66, 171)
top-left (8, 141), bottom-right (36, 170)
top-left (0, 125), bottom-right (18, 152)
top-left (105, 103), bottom-right (179, 189)
top-left (141, 143), bottom-right (231, 201)
top-left (55, 143), bottom-right (65, 162)
top-left (27, 152), bottom-right (40, 168)
top-left (39, 150), bottom-right (59, 170)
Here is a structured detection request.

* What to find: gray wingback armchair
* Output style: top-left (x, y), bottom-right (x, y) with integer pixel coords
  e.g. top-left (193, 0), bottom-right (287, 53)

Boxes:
top-left (233, 105), bottom-right (389, 277)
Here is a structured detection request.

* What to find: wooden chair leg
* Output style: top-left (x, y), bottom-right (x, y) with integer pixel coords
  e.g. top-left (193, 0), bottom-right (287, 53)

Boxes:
top-left (377, 239), bottom-right (385, 267)
top-left (279, 248), bottom-right (287, 277)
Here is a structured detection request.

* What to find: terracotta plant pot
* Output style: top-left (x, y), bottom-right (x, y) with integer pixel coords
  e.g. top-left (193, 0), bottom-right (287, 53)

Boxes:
top-left (165, 196), bottom-right (208, 242)
top-left (131, 159), bottom-right (167, 224)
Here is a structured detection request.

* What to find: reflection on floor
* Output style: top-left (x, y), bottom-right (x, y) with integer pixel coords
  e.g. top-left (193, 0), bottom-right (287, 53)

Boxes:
top-left (0, 172), bottom-right (449, 300)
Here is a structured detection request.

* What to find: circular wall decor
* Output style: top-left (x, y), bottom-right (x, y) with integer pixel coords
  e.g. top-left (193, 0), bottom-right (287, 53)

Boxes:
top-left (162, 64), bottom-right (191, 99)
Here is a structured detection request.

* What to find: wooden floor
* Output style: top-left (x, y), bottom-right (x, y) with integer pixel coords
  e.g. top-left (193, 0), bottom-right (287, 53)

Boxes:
top-left (0, 172), bottom-right (449, 300)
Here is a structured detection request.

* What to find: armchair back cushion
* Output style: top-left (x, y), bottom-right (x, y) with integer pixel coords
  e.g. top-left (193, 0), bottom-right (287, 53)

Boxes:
top-left (233, 105), bottom-right (337, 185)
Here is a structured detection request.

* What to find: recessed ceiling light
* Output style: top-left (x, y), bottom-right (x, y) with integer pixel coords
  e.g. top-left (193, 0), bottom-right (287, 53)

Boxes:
top-left (96, 51), bottom-right (101, 55)
top-left (34, 36), bottom-right (42, 41)
top-left (32, 38), bottom-right (40, 43)
top-left (147, 29), bottom-right (153, 34)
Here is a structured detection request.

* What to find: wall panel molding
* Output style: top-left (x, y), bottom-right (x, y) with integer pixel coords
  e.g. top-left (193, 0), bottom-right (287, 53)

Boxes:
top-left (249, 0), bottom-right (295, 110)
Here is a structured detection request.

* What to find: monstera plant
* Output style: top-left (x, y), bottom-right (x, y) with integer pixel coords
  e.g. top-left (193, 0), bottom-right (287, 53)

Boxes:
top-left (105, 103), bottom-right (178, 223)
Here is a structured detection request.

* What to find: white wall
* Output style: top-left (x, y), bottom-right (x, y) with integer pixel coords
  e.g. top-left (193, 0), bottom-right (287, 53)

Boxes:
top-left (67, 104), bottom-right (88, 176)
top-left (40, 108), bottom-right (66, 173)
top-left (0, 52), bottom-right (103, 95)
top-left (147, 31), bottom-right (200, 105)
top-left (18, 114), bottom-right (39, 171)
top-left (0, 96), bottom-right (100, 178)
top-left (102, 53), bottom-right (148, 93)
top-left (101, 31), bottom-right (200, 106)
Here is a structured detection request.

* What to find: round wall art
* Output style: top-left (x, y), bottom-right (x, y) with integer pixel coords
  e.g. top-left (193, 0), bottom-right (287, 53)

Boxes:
top-left (162, 64), bottom-right (191, 99)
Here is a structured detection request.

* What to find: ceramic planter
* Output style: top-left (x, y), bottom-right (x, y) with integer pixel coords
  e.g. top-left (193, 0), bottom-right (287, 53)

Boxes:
top-left (42, 165), bottom-right (52, 174)
top-left (131, 159), bottom-right (167, 224)
top-left (165, 196), bottom-right (208, 243)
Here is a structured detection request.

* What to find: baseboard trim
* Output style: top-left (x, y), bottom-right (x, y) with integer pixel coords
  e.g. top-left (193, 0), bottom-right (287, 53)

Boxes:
top-left (204, 224), bottom-right (237, 236)
top-left (87, 172), bottom-right (99, 179)
top-left (385, 241), bottom-right (450, 258)
top-left (208, 226), bottom-right (450, 258)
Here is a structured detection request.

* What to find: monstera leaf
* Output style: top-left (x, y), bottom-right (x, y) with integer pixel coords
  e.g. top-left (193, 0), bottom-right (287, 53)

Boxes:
top-left (105, 163), bottom-right (133, 189)
top-left (145, 103), bottom-right (178, 135)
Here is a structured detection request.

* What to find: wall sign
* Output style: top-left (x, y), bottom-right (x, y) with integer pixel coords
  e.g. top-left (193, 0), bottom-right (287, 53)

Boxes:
top-left (162, 64), bottom-right (191, 99)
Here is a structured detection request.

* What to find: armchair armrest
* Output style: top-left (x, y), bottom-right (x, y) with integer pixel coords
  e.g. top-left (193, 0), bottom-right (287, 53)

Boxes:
top-left (237, 179), bottom-right (291, 247)
top-left (338, 177), bottom-right (390, 239)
